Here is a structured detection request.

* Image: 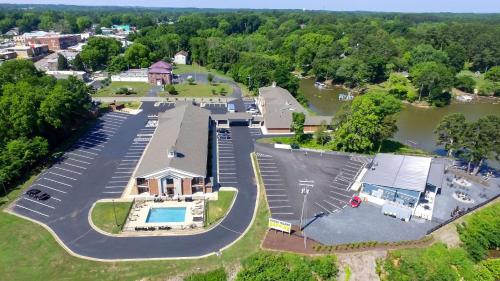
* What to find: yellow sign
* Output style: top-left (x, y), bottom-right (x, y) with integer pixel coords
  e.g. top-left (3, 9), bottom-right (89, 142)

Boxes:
top-left (268, 218), bottom-right (292, 233)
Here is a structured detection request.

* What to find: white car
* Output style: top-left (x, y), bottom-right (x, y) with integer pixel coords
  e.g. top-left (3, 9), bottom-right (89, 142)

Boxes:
top-left (246, 108), bottom-right (258, 114)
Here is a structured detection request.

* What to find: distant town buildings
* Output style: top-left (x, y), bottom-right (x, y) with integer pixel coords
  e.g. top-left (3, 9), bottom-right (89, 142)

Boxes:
top-left (6, 44), bottom-right (49, 60)
top-left (35, 50), bottom-right (79, 71)
top-left (174, 51), bottom-right (188, 65)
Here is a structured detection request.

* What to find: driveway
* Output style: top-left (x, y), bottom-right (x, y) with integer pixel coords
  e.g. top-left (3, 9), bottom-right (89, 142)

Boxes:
top-left (10, 102), bottom-right (258, 260)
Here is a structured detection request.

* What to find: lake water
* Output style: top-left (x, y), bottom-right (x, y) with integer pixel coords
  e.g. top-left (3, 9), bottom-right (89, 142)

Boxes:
top-left (300, 78), bottom-right (500, 153)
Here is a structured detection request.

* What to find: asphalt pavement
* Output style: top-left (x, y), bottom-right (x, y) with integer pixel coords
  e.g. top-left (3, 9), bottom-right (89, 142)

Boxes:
top-left (11, 101), bottom-right (258, 260)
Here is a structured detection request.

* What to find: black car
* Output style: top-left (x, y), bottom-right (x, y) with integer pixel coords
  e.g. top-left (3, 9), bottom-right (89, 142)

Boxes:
top-left (217, 128), bottom-right (230, 134)
top-left (26, 189), bottom-right (41, 198)
top-left (36, 193), bottom-right (51, 201)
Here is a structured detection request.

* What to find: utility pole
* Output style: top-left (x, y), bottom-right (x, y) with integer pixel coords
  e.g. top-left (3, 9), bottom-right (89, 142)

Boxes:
top-left (299, 180), bottom-right (314, 249)
top-left (112, 199), bottom-right (118, 228)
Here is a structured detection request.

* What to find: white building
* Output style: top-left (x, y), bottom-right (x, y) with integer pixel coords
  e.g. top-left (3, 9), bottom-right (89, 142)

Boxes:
top-left (174, 51), bottom-right (188, 65)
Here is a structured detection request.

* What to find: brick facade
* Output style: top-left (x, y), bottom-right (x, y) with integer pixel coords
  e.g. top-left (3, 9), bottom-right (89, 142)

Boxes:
top-left (26, 35), bottom-right (80, 51)
top-left (148, 72), bottom-right (172, 85)
top-left (148, 179), bottom-right (159, 195)
top-left (182, 178), bottom-right (192, 195)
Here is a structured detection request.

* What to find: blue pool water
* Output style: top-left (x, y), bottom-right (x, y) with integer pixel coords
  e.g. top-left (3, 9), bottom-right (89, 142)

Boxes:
top-left (145, 207), bottom-right (186, 223)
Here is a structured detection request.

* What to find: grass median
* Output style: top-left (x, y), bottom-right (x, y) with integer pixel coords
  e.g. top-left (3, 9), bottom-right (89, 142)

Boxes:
top-left (94, 82), bottom-right (152, 97)
top-left (206, 191), bottom-right (236, 226)
top-left (0, 152), bottom-right (269, 280)
top-left (165, 82), bottom-right (233, 97)
top-left (91, 201), bottom-right (133, 234)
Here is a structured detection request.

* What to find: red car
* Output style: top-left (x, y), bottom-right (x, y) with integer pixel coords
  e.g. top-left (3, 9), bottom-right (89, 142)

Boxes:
top-left (350, 196), bottom-right (362, 208)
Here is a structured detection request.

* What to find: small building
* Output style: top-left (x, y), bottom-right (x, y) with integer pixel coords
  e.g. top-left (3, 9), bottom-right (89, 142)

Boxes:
top-left (257, 84), bottom-right (332, 134)
top-left (45, 70), bottom-right (88, 81)
top-left (111, 68), bottom-right (148, 83)
top-left (7, 44), bottom-right (49, 60)
top-left (174, 50), bottom-right (188, 65)
top-left (25, 34), bottom-right (81, 51)
top-left (148, 60), bottom-right (173, 86)
top-left (133, 103), bottom-right (213, 197)
top-left (359, 153), bottom-right (444, 220)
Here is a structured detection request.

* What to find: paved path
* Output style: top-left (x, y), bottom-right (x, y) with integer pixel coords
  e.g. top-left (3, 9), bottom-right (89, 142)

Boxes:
top-left (10, 102), bottom-right (258, 260)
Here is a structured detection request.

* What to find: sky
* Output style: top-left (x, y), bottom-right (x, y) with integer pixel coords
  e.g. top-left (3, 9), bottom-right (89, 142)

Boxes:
top-left (1, 0), bottom-right (499, 13)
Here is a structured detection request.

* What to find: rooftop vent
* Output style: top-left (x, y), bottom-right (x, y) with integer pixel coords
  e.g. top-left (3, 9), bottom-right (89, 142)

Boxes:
top-left (168, 147), bottom-right (176, 158)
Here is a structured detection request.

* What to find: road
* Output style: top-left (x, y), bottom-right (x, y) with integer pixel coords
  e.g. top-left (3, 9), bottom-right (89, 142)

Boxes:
top-left (10, 101), bottom-right (258, 260)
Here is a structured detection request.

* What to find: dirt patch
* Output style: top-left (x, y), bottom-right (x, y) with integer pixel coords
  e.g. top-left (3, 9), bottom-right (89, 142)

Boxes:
top-left (261, 227), bottom-right (319, 255)
top-left (431, 222), bottom-right (461, 247)
top-left (337, 250), bottom-right (387, 281)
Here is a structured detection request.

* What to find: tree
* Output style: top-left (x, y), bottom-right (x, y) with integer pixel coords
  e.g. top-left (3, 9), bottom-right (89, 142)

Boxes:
top-left (164, 84), bottom-right (177, 95)
top-left (484, 66), bottom-right (500, 82)
top-left (70, 54), bottom-right (85, 71)
top-left (80, 37), bottom-right (122, 71)
top-left (410, 61), bottom-right (454, 106)
top-left (407, 44), bottom-right (449, 67)
top-left (314, 121), bottom-right (330, 146)
top-left (124, 43), bottom-right (151, 69)
top-left (76, 16), bottom-right (92, 32)
top-left (57, 54), bottom-right (69, 70)
top-left (332, 92), bottom-right (402, 152)
top-left (207, 73), bottom-right (214, 84)
top-left (461, 115), bottom-right (500, 174)
top-left (454, 75), bottom-right (476, 93)
top-left (291, 112), bottom-right (305, 143)
top-left (435, 113), bottom-right (467, 157)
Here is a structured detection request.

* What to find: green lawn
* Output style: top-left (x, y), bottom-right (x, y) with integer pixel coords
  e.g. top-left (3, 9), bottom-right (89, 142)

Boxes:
top-left (94, 81), bottom-right (152, 97)
top-left (91, 201), bottom-right (133, 234)
top-left (206, 191), bottom-right (236, 226)
top-left (165, 82), bottom-right (233, 97)
top-left (0, 153), bottom-right (270, 281)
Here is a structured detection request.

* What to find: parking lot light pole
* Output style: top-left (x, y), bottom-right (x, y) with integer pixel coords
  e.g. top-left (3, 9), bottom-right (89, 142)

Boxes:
top-left (299, 180), bottom-right (314, 249)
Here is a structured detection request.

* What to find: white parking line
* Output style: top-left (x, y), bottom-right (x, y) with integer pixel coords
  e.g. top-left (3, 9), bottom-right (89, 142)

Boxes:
top-left (261, 175), bottom-right (281, 178)
top-left (109, 180), bottom-right (129, 183)
top-left (23, 197), bottom-right (55, 209)
top-left (115, 171), bottom-right (132, 174)
top-left (219, 172), bottom-right (236, 175)
top-left (323, 200), bottom-right (341, 210)
top-left (219, 160), bottom-right (236, 163)
top-left (266, 188), bottom-right (286, 191)
top-left (41, 178), bottom-right (72, 187)
top-left (219, 181), bottom-right (238, 184)
top-left (78, 141), bottom-right (104, 148)
top-left (272, 212), bottom-right (294, 215)
top-left (122, 159), bottom-right (138, 162)
top-left (47, 172), bottom-right (77, 181)
top-left (128, 148), bottom-right (145, 151)
top-left (54, 167), bottom-right (82, 175)
top-left (219, 156), bottom-right (235, 159)
top-left (260, 170), bottom-right (279, 173)
top-left (112, 176), bottom-right (130, 178)
top-left (329, 190), bottom-right (351, 199)
top-left (269, 205), bottom-right (292, 209)
top-left (263, 179), bottom-right (282, 181)
top-left (78, 146), bottom-right (102, 152)
top-left (124, 155), bottom-right (140, 158)
top-left (33, 183), bottom-right (67, 194)
top-left (51, 196), bottom-right (61, 202)
top-left (266, 194), bottom-right (287, 197)
top-left (315, 202), bottom-right (331, 213)
top-left (267, 199), bottom-right (289, 202)
top-left (77, 150), bottom-right (98, 156)
top-left (105, 186), bottom-right (124, 189)
top-left (16, 205), bottom-right (49, 217)
top-left (264, 183), bottom-right (284, 186)
top-left (117, 167), bottom-right (134, 170)
top-left (126, 152), bottom-right (143, 154)
top-left (67, 158), bottom-right (91, 165)
top-left (68, 152), bottom-right (94, 160)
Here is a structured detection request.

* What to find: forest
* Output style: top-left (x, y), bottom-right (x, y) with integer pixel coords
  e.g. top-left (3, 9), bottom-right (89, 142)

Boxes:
top-left (2, 5), bottom-right (499, 106)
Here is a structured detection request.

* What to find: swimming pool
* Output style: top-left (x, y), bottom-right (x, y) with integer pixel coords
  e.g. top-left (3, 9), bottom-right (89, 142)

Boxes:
top-left (145, 207), bottom-right (187, 223)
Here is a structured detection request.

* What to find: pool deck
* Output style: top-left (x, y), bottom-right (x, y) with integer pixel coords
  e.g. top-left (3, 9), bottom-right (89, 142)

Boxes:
top-left (123, 200), bottom-right (205, 231)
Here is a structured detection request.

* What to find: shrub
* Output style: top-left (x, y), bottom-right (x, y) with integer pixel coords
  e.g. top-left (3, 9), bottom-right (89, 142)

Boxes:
top-left (184, 268), bottom-right (227, 281)
top-left (115, 87), bottom-right (135, 95)
top-left (310, 255), bottom-right (339, 280)
top-left (164, 84), bottom-right (178, 95)
top-left (454, 75), bottom-right (476, 93)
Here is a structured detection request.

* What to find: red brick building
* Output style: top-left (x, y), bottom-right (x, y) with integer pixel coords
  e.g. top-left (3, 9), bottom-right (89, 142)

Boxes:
top-left (148, 60), bottom-right (173, 86)
top-left (25, 34), bottom-right (81, 51)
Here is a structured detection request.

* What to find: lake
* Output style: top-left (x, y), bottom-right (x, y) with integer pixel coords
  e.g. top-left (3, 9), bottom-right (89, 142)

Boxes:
top-left (300, 78), bottom-right (500, 153)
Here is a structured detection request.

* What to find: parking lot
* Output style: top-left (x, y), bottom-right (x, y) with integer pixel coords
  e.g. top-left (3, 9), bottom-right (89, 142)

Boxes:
top-left (12, 102), bottom-right (174, 221)
top-left (255, 144), bottom-right (369, 223)
top-left (216, 127), bottom-right (238, 187)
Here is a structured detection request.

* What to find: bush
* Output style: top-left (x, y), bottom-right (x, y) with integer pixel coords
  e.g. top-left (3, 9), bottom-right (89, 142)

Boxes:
top-left (184, 268), bottom-right (227, 281)
top-left (164, 84), bottom-right (178, 95)
top-left (115, 87), bottom-right (135, 95)
top-left (455, 75), bottom-right (476, 93)
top-left (457, 203), bottom-right (500, 262)
top-left (310, 255), bottom-right (339, 280)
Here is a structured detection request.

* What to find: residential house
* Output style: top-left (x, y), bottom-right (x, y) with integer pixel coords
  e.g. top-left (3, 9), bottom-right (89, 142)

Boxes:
top-left (148, 60), bottom-right (173, 85)
top-left (174, 50), bottom-right (188, 65)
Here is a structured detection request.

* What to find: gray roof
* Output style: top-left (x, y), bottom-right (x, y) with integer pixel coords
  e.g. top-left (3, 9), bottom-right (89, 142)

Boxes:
top-left (135, 103), bottom-right (210, 178)
top-left (427, 161), bottom-right (445, 189)
top-left (259, 86), bottom-right (307, 129)
top-left (362, 153), bottom-right (432, 192)
top-left (305, 115), bottom-right (332, 126)
top-left (211, 112), bottom-right (253, 121)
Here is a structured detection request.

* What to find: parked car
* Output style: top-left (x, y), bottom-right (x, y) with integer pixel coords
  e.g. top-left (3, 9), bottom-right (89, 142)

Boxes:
top-left (227, 103), bottom-right (236, 113)
top-left (217, 128), bottom-right (230, 134)
top-left (26, 189), bottom-right (41, 198)
top-left (246, 108), bottom-right (259, 114)
top-left (350, 196), bottom-right (362, 208)
top-left (36, 193), bottom-right (51, 201)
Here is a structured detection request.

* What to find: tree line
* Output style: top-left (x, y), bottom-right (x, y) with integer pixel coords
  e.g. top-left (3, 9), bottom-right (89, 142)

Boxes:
top-left (0, 60), bottom-right (93, 191)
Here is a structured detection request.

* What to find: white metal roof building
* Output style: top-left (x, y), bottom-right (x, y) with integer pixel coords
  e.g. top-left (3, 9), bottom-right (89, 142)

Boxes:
top-left (360, 154), bottom-right (442, 212)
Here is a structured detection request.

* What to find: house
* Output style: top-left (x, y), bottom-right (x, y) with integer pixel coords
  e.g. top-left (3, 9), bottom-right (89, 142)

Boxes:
top-left (256, 83), bottom-right (332, 134)
top-left (174, 51), bottom-right (188, 65)
top-left (148, 60), bottom-right (173, 86)
top-left (133, 103), bottom-right (213, 197)
top-left (359, 153), bottom-right (444, 220)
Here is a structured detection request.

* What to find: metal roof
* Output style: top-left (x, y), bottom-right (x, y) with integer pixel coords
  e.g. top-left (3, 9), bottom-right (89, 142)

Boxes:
top-left (427, 161), bottom-right (445, 189)
top-left (135, 103), bottom-right (210, 178)
top-left (362, 153), bottom-right (432, 192)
